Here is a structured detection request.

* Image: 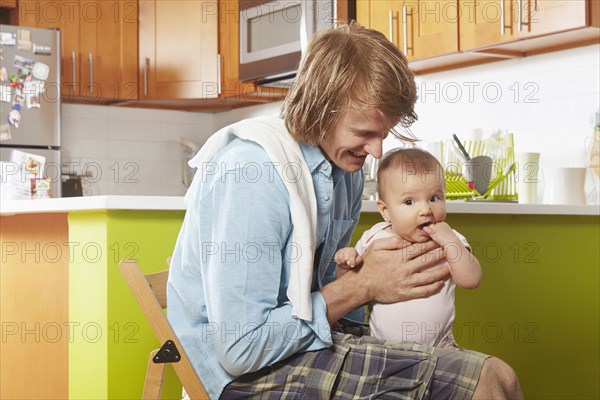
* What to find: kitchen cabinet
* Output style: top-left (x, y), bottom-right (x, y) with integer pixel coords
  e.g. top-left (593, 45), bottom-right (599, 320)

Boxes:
top-left (18, 0), bottom-right (80, 98)
top-left (459, 0), bottom-right (517, 50)
top-left (357, 0), bottom-right (599, 74)
top-left (404, 0), bottom-right (459, 60)
top-left (0, 0), bottom-right (17, 24)
top-left (138, 0), bottom-right (219, 100)
top-left (216, 0), bottom-right (287, 107)
top-left (522, 0), bottom-right (588, 37)
top-left (460, 0), bottom-right (593, 49)
top-left (78, 0), bottom-right (139, 101)
top-left (0, 205), bottom-right (185, 399)
top-left (17, 0), bottom-right (138, 101)
top-left (356, 0), bottom-right (458, 60)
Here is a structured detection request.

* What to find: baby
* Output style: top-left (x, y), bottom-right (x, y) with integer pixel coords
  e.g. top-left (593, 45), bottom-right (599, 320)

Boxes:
top-left (335, 148), bottom-right (482, 348)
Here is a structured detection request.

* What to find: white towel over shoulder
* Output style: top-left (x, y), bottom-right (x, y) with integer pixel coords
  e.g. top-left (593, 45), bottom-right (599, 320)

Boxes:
top-left (185, 116), bottom-right (318, 321)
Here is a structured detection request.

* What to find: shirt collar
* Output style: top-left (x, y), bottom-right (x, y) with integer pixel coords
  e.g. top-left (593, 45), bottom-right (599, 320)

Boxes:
top-left (299, 143), bottom-right (352, 185)
top-left (300, 143), bottom-right (329, 173)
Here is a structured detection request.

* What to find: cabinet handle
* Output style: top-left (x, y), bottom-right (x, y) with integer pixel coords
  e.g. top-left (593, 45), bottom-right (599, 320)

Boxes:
top-left (402, 5), bottom-right (408, 55)
top-left (389, 9), bottom-right (394, 42)
top-left (88, 52), bottom-right (93, 93)
top-left (143, 57), bottom-right (149, 97)
top-left (500, 0), bottom-right (505, 35)
top-left (518, 0), bottom-right (522, 32)
top-left (71, 50), bottom-right (76, 91)
top-left (217, 54), bottom-right (222, 95)
top-left (517, 0), bottom-right (530, 32)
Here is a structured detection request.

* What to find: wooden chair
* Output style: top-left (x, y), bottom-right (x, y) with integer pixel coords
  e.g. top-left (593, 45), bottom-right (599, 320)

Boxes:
top-left (119, 259), bottom-right (209, 400)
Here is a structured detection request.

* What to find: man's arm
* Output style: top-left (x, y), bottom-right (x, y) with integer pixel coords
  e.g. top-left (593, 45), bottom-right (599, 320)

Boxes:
top-left (199, 141), bottom-right (332, 376)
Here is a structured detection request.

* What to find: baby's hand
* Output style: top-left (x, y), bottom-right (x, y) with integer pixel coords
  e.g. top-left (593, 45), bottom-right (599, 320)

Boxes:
top-left (334, 247), bottom-right (362, 269)
top-left (422, 222), bottom-right (458, 247)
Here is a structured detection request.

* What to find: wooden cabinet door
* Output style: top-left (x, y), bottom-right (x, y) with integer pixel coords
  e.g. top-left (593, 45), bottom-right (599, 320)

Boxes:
top-left (139, 0), bottom-right (219, 99)
top-left (18, 0), bottom-right (81, 97)
top-left (0, 0), bottom-right (17, 8)
top-left (79, 0), bottom-right (138, 101)
top-left (460, 0), bottom-right (518, 50)
top-left (521, 0), bottom-right (588, 37)
top-left (356, 0), bottom-right (407, 54)
top-left (356, 0), bottom-right (457, 60)
top-left (17, 1), bottom-right (138, 101)
top-left (218, 0), bottom-right (255, 100)
top-left (404, 0), bottom-right (458, 60)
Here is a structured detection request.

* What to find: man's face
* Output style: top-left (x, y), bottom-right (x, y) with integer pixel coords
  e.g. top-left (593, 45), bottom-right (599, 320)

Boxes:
top-left (319, 108), bottom-right (389, 172)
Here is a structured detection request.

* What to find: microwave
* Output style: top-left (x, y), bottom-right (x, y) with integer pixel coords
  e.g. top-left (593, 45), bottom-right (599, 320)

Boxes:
top-left (239, 0), bottom-right (336, 86)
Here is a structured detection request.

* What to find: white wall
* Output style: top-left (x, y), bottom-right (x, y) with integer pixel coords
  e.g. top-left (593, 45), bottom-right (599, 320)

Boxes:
top-left (61, 44), bottom-right (599, 196)
top-left (404, 44), bottom-right (599, 170)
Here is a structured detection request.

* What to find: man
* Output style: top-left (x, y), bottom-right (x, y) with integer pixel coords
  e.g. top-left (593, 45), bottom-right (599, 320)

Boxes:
top-left (167, 22), bottom-right (522, 399)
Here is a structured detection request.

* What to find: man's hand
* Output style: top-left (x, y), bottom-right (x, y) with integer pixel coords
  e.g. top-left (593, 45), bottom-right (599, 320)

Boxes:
top-left (320, 235), bottom-right (451, 324)
top-left (357, 235), bottom-right (450, 304)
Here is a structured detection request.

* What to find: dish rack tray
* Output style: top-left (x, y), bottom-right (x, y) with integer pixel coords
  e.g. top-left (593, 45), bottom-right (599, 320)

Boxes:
top-left (444, 134), bottom-right (517, 200)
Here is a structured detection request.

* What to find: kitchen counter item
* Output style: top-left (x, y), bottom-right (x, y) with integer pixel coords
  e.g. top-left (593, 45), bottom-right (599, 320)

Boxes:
top-left (515, 152), bottom-right (541, 204)
top-left (444, 134), bottom-right (517, 201)
top-left (542, 167), bottom-right (587, 205)
top-left (463, 155), bottom-right (493, 193)
top-left (180, 139), bottom-right (201, 187)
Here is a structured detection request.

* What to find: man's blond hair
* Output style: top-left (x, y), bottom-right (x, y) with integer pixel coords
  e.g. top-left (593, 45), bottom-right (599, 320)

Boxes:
top-left (282, 21), bottom-right (418, 146)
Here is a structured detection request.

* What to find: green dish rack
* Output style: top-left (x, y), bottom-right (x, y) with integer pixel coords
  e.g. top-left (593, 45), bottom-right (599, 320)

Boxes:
top-left (443, 134), bottom-right (517, 201)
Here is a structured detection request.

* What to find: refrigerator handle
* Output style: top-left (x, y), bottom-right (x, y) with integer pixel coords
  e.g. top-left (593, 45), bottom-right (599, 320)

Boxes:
top-left (143, 57), bottom-right (149, 97)
top-left (71, 51), bottom-right (76, 91)
top-left (88, 52), bottom-right (94, 93)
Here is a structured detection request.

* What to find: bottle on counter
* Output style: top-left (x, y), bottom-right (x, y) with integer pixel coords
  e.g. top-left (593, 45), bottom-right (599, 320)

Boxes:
top-left (588, 110), bottom-right (600, 177)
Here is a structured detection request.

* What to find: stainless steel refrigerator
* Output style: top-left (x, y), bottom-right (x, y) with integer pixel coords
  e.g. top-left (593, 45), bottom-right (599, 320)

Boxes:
top-left (0, 24), bottom-right (61, 198)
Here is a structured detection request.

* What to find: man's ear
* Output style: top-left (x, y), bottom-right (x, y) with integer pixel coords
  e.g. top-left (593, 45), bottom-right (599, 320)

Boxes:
top-left (377, 200), bottom-right (389, 221)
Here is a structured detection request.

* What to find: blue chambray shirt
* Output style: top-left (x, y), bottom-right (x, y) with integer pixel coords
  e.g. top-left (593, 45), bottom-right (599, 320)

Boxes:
top-left (167, 135), bottom-right (365, 399)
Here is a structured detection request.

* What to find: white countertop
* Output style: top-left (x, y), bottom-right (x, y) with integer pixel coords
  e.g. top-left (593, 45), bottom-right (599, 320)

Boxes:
top-left (1, 195), bottom-right (598, 216)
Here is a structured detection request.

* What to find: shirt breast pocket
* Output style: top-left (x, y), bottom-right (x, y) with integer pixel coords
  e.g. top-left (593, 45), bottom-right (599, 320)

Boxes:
top-left (319, 219), bottom-right (355, 284)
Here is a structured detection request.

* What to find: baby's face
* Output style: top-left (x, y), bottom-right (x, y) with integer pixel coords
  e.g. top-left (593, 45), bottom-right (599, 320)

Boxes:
top-left (378, 169), bottom-right (447, 243)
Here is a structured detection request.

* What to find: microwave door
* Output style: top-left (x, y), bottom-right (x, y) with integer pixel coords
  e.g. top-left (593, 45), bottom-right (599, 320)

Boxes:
top-left (239, 0), bottom-right (307, 82)
top-left (238, 0), bottom-right (334, 83)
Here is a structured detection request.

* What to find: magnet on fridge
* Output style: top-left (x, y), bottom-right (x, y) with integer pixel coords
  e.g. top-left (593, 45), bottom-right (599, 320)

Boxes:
top-left (0, 67), bottom-right (7, 82)
top-left (0, 123), bottom-right (11, 141)
top-left (24, 81), bottom-right (43, 109)
top-left (0, 84), bottom-right (12, 103)
top-left (13, 55), bottom-right (34, 70)
top-left (17, 30), bottom-right (33, 51)
top-left (32, 62), bottom-right (49, 80)
top-left (0, 32), bottom-right (16, 46)
top-left (8, 109), bottom-right (21, 128)
top-left (13, 88), bottom-right (24, 108)
top-left (32, 44), bottom-right (51, 56)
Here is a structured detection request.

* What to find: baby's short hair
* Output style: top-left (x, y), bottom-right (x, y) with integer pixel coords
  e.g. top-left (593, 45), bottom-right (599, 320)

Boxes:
top-left (377, 148), bottom-right (444, 200)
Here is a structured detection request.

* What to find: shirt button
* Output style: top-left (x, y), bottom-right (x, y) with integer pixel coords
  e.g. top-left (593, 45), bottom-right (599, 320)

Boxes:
top-left (323, 194), bottom-right (330, 201)
top-left (323, 164), bottom-right (331, 172)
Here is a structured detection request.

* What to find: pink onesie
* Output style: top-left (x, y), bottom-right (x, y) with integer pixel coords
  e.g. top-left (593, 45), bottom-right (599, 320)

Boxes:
top-left (355, 221), bottom-right (470, 348)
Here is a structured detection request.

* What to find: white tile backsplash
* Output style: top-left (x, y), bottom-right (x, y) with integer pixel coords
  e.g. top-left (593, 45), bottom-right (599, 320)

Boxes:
top-left (61, 104), bottom-right (212, 196)
top-left (61, 44), bottom-right (599, 196)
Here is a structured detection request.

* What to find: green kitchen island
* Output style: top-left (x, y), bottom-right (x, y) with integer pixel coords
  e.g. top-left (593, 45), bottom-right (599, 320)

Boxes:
top-left (1, 196), bottom-right (598, 399)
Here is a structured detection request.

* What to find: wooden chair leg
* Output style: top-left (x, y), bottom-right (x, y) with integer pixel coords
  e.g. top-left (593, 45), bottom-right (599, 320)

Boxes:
top-left (142, 349), bottom-right (167, 400)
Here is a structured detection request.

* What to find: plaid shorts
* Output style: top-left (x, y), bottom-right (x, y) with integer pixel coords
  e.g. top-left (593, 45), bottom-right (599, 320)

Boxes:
top-left (220, 333), bottom-right (489, 399)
